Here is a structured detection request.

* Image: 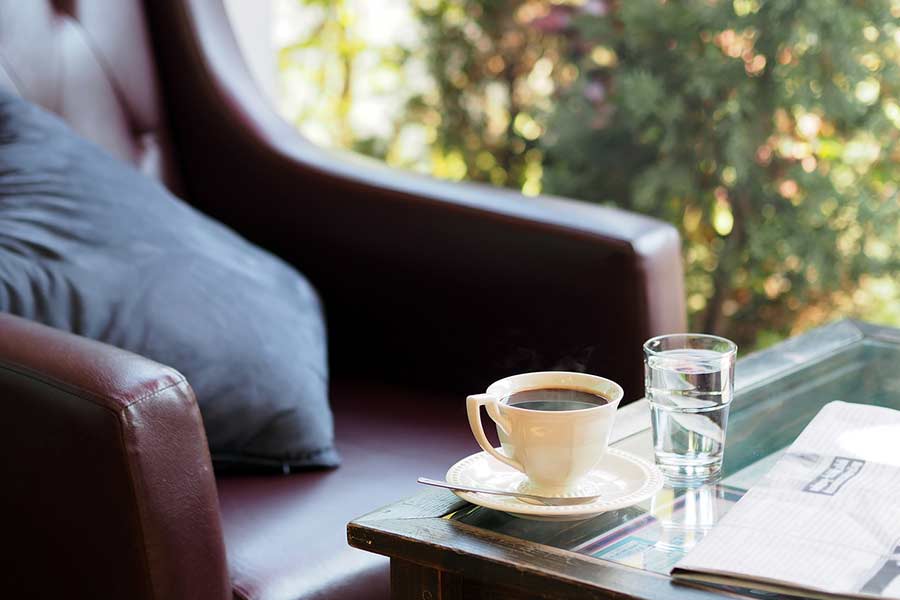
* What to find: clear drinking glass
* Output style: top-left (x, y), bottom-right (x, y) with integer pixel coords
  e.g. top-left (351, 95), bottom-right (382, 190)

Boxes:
top-left (643, 334), bottom-right (737, 481)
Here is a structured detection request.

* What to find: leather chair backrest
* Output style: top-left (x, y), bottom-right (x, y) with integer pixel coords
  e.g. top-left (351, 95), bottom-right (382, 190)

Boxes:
top-left (0, 0), bottom-right (182, 191)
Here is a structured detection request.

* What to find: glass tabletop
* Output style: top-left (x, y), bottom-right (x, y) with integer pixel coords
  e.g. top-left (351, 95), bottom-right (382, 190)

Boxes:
top-left (449, 321), bottom-right (900, 576)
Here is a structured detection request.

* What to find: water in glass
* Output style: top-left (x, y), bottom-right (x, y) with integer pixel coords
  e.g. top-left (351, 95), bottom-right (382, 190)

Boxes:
top-left (646, 348), bottom-right (732, 480)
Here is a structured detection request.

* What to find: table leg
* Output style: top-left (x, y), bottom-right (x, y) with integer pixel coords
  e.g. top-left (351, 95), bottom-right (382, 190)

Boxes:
top-left (390, 558), bottom-right (461, 600)
top-left (390, 558), bottom-right (567, 600)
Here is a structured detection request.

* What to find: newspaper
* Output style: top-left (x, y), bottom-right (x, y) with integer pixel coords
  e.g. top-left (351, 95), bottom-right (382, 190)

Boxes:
top-left (672, 401), bottom-right (900, 599)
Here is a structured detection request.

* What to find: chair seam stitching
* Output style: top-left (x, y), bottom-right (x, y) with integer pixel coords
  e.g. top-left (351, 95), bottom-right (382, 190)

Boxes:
top-left (0, 359), bottom-right (186, 413)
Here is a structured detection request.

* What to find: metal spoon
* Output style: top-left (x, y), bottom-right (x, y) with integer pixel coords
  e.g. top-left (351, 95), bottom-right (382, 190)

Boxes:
top-left (417, 477), bottom-right (600, 506)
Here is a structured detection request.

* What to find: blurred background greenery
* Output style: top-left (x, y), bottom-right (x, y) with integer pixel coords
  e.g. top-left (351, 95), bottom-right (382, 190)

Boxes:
top-left (271, 0), bottom-right (900, 351)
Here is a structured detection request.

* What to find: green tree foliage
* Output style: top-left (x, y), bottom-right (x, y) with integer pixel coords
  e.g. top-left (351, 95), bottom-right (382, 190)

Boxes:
top-left (276, 0), bottom-right (427, 158)
top-left (540, 0), bottom-right (900, 347)
top-left (410, 0), bottom-right (574, 191)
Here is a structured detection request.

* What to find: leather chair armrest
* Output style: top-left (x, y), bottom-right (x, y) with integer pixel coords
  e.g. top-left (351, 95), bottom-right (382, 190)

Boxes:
top-left (146, 0), bottom-right (686, 398)
top-left (0, 313), bottom-right (230, 599)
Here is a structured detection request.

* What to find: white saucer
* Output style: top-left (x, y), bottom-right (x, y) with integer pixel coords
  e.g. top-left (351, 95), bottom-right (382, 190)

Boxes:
top-left (446, 448), bottom-right (663, 521)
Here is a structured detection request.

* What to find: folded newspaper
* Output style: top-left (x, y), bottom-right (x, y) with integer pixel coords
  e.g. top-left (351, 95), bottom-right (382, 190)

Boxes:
top-left (672, 401), bottom-right (900, 599)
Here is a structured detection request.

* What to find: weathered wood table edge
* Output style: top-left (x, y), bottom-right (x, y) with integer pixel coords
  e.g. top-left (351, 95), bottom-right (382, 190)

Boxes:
top-left (348, 320), bottom-right (889, 600)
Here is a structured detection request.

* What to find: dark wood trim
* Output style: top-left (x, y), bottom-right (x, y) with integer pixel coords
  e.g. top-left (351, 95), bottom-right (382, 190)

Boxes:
top-left (353, 489), bottom-right (469, 524)
top-left (349, 489), bottom-right (728, 600)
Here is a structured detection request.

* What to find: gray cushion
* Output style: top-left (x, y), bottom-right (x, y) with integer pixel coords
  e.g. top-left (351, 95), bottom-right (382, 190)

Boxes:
top-left (0, 91), bottom-right (338, 471)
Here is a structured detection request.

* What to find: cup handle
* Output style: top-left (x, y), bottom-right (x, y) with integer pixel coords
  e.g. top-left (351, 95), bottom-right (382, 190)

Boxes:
top-left (466, 393), bottom-right (525, 473)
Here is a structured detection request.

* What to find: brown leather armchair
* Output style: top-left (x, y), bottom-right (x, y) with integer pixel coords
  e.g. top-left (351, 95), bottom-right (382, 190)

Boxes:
top-left (0, 1), bottom-right (685, 599)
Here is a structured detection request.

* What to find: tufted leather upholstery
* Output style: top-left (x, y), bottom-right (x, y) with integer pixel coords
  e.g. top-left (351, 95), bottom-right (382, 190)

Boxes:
top-left (0, 0), bottom-right (182, 190)
top-left (0, 1), bottom-right (687, 599)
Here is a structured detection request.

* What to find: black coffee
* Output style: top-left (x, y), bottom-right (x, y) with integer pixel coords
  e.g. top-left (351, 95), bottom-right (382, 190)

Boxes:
top-left (505, 388), bottom-right (609, 412)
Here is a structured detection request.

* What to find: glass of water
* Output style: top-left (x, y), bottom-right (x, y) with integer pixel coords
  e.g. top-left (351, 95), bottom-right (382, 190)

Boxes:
top-left (644, 334), bottom-right (737, 482)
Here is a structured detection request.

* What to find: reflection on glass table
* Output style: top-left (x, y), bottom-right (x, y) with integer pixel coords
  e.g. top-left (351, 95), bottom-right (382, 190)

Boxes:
top-left (571, 482), bottom-right (741, 574)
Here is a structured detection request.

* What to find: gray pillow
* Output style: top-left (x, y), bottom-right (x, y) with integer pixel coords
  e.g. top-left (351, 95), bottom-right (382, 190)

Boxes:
top-left (0, 91), bottom-right (338, 471)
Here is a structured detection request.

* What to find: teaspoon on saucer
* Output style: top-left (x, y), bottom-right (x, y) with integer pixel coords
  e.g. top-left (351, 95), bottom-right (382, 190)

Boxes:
top-left (416, 477), bottom-right (600, 506)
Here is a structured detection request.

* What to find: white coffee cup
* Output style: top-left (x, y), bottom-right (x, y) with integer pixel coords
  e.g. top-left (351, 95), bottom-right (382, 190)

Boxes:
top-left (467, 371), bottom-right (623, 494)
